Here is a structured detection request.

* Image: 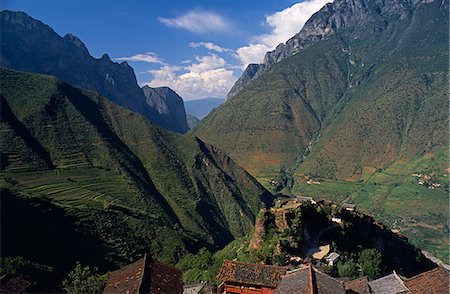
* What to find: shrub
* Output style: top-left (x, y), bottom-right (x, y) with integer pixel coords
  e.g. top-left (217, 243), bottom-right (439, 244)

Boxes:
top-left (62, 262), bottom-right (107, 294)
top-left (358, 249), bottom-right (382, 279)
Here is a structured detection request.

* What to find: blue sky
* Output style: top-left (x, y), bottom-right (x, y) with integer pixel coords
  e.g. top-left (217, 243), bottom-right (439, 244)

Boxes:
top-left (2, 0), bottom-right (330, 100)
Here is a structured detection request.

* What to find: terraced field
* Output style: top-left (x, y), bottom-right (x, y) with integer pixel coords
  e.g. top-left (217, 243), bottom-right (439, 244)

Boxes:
top-left (0, 68), bottom-right (272, 282)
top-left (3, 168), bottom-right (142, 211)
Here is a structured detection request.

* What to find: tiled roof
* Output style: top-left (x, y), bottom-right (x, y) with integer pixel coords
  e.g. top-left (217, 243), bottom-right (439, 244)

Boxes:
top-left (103, 255), bottom-right (183, 294)
top-left (274, 266), bottom-right (312, 294)
top-left (183, 282), bottom-right (215, 294)
top-left (404, 266), bottom-right (449, 294)
top-left (143, 259), bottom-right (183, 294)
top-left (103, 256), bottom-right (146, 294)
top-left (183, 283), bottom-right (205, 294)
top-left (0, 274), bottom-right (30, 293)
top-left (274, 265), bottom-right (345, 294)
top-left (313, 267), bottom-right (345, 294)
top-left (216, 260), bottom-right (288, 288)
top-left (368, 272), bottom-right (409, 294)
top-left (344, 276), bottom-right (370, 294)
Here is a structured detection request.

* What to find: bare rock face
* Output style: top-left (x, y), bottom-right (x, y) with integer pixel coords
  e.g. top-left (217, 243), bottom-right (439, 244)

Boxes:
top-left (226, 63), bottom-right (261, 100)
top-left (228, 0), bottom-right (419, 99)
top-left (142, 86), bottom-right (189, 133)
top-left (0, 10), bottom-right (188, 133)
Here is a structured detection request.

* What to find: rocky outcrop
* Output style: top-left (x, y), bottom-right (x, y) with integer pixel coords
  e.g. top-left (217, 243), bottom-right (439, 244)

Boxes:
top-left (228, 0), bottom-right (420, 98)
top-left (0, 10), bottom-right (188, 133)
top-left (226, 64), bottom-right (261, 99)
top-left (142, 86), bottom-right (189, 133)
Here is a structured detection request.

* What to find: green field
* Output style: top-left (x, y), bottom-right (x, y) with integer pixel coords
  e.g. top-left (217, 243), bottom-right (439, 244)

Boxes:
top-left (291, 151), bottom-right (449, 262)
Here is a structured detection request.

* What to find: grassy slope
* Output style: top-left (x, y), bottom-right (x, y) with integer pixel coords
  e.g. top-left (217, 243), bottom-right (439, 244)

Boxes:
top-left (0, 68), bottom-right (272, 282)
top-left (293, 0), bottom-right (449, 261)
top-left (195, 1), bottom-right (448, 261)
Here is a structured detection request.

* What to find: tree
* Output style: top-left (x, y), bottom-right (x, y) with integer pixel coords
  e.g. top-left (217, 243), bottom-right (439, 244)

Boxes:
top-left (337, 259), bottom-right (358, 279)
top-left (358, 249), bottom-right (382, 279)
top-left (62, 262), bottom-right (107, 294)
top-left (0, 256), bottom-right (52, 286)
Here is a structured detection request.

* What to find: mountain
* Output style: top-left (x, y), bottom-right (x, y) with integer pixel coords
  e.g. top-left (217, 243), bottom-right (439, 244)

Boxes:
top-left (195, 0), bottom-right (449, 261)
top-left (227, 0), bottom-right (424, 99)
top-left (0, 10), bottom-right (188, 133)
top-left (227, 65), bottom-right (260, 99)
top-left (142, 86), bottom-right (189, 133)
top-left (186, 114), bottom-right (200, 129)
top-left (0, 67), bottom-right (273, 288)
top-left (184, 98), bottom-right (225, 120)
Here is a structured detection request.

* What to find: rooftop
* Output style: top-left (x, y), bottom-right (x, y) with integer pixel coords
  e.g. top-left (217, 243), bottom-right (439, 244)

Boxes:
top-left (368, 271), bottom-right (409, 294)
top-left (216, 260), bottom-right (288, 288)
top-left (103, 254), bottom-right (183, 294)
top-left (103, 255), bottom-right (146, 294)
top-left (344, 276), bottom-right (370, 294)
top-left (404, 266), bottom-right (449, 293)
top-left (274, 265), bottom-right (345, 294)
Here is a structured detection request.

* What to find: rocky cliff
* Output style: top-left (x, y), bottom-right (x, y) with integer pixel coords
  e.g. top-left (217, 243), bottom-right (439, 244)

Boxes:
top-left (142, 86), bottom-right (189, 133)
top-left (228, 0), bottom-right (422, 98)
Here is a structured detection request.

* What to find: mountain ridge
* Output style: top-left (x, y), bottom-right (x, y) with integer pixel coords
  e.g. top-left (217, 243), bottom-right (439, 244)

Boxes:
top-left (227, 0), bottom-right (424, 99)
top-left (0, 67), bottom-right (273, 278)
top-left (0, 10), bottom-right (189, 133)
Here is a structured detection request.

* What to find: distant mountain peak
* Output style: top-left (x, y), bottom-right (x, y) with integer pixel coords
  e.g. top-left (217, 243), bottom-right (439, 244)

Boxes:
top-left (64, 33), bottom-right (87, 49)
top-left (0, 10), bottom-right (189, 133)
top-left (228, 0), bottom-right (421, 99)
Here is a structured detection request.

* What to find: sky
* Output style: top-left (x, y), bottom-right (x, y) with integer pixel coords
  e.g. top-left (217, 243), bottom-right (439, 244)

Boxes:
top-left (2, 0), bottom-right (330, 100)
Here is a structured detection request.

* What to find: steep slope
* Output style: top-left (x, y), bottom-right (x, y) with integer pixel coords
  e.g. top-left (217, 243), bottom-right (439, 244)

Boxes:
top-left (196, 0), bottom-right (448, 181)
top-left (142, 86), bottom-right (189, 133)
top-left (0, 10), bottom-right (188, 133)
top-left (0, 68), bottom-right (273, 284)
top-left (227, 0), bottom-right (423, 98)
top-left (195, 0), bottom-right (448, 260)
top-left (196, 37), bottom-right (349, 178)
top-left (187, 114), bottom-right (200, 129)
top-left (184, 98), bottom-right (225, 119)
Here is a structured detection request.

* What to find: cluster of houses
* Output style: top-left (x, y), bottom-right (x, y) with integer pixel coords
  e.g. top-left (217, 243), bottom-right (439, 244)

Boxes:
top-left (411, 173), bottom-right (441, 189)
top-left (2, 253), bottom-right (447, 293)
top-left (98, 257), bottom-right (447, 293)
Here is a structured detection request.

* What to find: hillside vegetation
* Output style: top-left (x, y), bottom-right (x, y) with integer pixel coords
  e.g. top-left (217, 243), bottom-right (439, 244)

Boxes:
top-left (195, 0), bottom-right (448, 261)
top-left (0, 67), bottom-right (273, 289)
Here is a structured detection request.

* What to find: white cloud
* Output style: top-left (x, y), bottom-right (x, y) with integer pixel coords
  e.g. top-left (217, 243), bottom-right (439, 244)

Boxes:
top-left (236, 0), bottom-right (331, 67)
top-left (115, 52), bottom-right (166, 64)
top-left (189, 42), bottom-right (233, 53)
top-left (159, 10), bottom-right (229, 34)
top-left (236, 43), bottom-right (271, 69)
top-left (147, 54), bottom-right (237, 100)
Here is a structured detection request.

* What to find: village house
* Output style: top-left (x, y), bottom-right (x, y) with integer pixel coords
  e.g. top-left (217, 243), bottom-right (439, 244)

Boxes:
top-left (324, 252), bottom-right (340, 266)
top-left (367, 271), bottom-right (409, 294)
top-left (403, 266), bottom-right (449, 293)
top-left (0, 274), bottom-right (30, 293)
top-left (342, 203), bottom-right (356, 212)
top-left (315, 198), bottom-right (332, 206)
top-left (183, 281), bottom-right (216, 294)
top-left (216, 260), bottom-right (448, 294)
top-left (274, 265), bottom-right (345, 294)
top-left (344, 276), bottom-right (370, 294)
top-left (102, 254), bottom-right (183, 294)
top-left (296, 196), bottom-right (315, 204)
top-left (307, 179), bottom-right (321, 185)
top-left (216, 260), bottom-right (288, 294)
top-left (331, 216), bottom-right (343, 224)
top-left (367, 267), bottom-right (450, 294)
